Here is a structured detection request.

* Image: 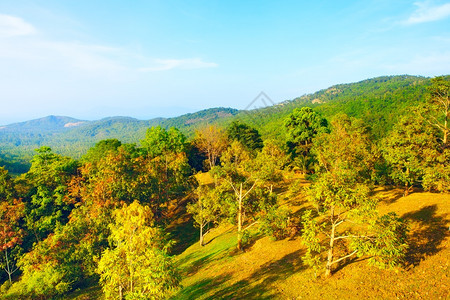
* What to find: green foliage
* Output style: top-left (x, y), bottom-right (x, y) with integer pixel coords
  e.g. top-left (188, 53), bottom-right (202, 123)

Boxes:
top-left (303, 115), bottom-right (408, 276)
top-left (258, 205), bottom-right (291, 240)
top-left (5, 261), bottom-right (72, 299)
top-left (97, 201), bottom-right (180, 300)
top-left (364, 213), bottom-right (409, 269)
top-left (382, 114), bottom-right (439, 193)
top-left (21, 147), bottom-right (79, 242)
top-left (422, 148), bottom-right (450, 192)
top-left (426, 76), bottom-right (449, 145)
top-left (285, 107), bottom-right (328, 153)
top-left (81, 138), bottom-right (122, 165)
top-left (141, 126), bottom-right (186, 157)
top-left (301, 210), bottom-right (324, 274)
top-left (227, 121), bottom-right (263, 151)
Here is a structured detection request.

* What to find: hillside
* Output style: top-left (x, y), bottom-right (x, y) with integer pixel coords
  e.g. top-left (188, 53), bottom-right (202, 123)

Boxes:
top-left (232, 75), bottom-right (431, 140)
top-left (65, 173), bottom-right (450, 300)
top-left (170, 175), bottom-right (449, 299)
top-left (0, 74), bottom-right (444, 173)
top-left (0, 108), bottom-right (238, 171)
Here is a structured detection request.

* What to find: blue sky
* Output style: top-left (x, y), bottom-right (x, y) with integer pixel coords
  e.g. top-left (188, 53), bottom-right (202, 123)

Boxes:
top-left (0, 0), bottom-right (449, 124)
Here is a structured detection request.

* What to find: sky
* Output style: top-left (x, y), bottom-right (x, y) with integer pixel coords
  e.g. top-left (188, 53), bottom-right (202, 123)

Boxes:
top-left (0, 0), bottom-right (449, 124)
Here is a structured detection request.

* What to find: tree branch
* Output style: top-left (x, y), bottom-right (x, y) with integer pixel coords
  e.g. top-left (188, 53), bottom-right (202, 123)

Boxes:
top-left (241, 180), bottom-right (258, 200)
top-left (330, 250), bottom-right (358, 265)
top-left (243, 221), bottom-right (259, 232)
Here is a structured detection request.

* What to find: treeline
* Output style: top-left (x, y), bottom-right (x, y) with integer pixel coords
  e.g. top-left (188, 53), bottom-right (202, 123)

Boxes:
top-left (0, 77), bottom-right (448, 299)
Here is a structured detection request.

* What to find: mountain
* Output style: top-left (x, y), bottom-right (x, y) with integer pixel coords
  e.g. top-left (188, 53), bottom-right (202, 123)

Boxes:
top-left (0, 74), bottom-right (445, 174)
top-left (233, 75), bottom-right (432, 139)
top-left (0, 115), bottom-right (87, 133)
top-left (0, 108), bottom-right (240, 171)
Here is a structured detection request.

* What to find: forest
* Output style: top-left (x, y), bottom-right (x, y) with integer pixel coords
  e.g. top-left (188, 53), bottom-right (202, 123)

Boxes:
top-left (0, 75), bottom-right (449, 299)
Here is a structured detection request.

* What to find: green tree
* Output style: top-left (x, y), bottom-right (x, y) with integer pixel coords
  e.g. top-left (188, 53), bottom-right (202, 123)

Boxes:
top-left (81, 138), bottom-right (122, 165)
top-left (187, 185), bottom-right (222, 246)
top-left (211, 141), bottom-right (278, 250)
top-left (382, 115), bottom-right (438, 195)
top-left (227, 121), bottom-right (263, 151)
top-left (284, 107), bottom-right (328, 173)
top-left (23, 147), bottom-right (79, 242)
top-left (97, 201), bottom-right (179, 300)
top-left (426, 76), bottom-right (449, 146)
top-left (141, 126), bottom-right (193, 207)
top-left (303, 115), bottom-right (408, 277)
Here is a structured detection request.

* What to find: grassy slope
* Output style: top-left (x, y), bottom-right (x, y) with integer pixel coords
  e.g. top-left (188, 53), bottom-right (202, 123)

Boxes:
top-left (65, 175), bottom-right (449, 300)
top-left (172, 175), bottom-right (449, 300)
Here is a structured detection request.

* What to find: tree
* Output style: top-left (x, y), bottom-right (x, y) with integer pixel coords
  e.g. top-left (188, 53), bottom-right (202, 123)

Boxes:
top-left (426, 76), bottom-right (449, 146)
top-left (0, 169), bottom-right (24, 284)
top-left (227, 121), bottom-right (263, 151)
top-left (141, 126), bottom-right (193, 207)
top-left (22, 147), bottom-right (78, 242)
top-left (285, 107), bottom-right (328, 152)
top-left (187, 185), bottom-right (222, 246)
top-left (254, 140), bottom-right (288, 193)
top-left (302, 114), bottom-right (408, 277)
top-left (382, 114), bottom-right (438, 195)
top-left (284, 107), bottom-right (328, 173)
top-left (81, 139), bottom-right (122, 167)
top-left (194, 125), bottom-right (228, 170)
top-left (97, 201), bottom-right (179, 300)
top-left (211, 141), bottom-right (277, 250)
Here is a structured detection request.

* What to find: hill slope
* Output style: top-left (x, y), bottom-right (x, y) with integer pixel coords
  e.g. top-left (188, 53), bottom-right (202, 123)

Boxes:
top-left (171, 177), bottom-right (449, 299)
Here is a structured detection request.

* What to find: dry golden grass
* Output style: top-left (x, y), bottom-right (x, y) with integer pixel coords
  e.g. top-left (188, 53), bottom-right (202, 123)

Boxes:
top-left (173, 180), bottom-right (450, 300)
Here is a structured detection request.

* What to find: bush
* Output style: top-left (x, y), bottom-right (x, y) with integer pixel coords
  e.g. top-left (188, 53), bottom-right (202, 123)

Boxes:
top-left (259, 206), bottom-right (291, 240)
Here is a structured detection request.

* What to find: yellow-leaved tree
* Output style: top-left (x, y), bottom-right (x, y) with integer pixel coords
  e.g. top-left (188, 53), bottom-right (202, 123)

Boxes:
top-left (97, 201), bottom-right (179, 300)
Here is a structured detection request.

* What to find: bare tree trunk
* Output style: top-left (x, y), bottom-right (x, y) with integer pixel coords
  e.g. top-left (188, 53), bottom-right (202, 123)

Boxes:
top-left (200, 222), bottom-right (204, 247)
top-left (237, 183), bottom-right (243, 251)
top-left (5, 248), bottom-right (12, 283)
top-left (444, 116), bottom-right (448, 146)
top-left (325, 206), bottom-right (336, 277)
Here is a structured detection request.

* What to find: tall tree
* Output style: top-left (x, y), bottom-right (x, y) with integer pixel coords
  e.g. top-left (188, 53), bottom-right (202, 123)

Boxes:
top-left (23, 147), bottom-right (79, 242)
top-left (303, 114), bottom-right (408, 277)
top-left (227, 121), bottom-right (263, 151)
top-left (187, 185), bottom-right (222, 246)
top-left (285, 107), bottom-right (328, 173)
top-left (212, 141), bottom-right (277, 250)
top-left (141, 126), bottom-right (193, 204)
top-left (97, 201), bottom-right (179, 300)
top-left (426, 76), bottom-right (449, 146)
top-left (382, 114), bottom-right (439, 195)
top-left (194, 125), bottom-right (228, 170)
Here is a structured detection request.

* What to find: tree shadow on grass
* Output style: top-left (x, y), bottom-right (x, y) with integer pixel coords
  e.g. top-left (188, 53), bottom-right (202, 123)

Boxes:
top-left (208, 249), bottom-right (306, 299)
top-left (378, 186), bottom-right (405, 204)
top-left (177, 248), bottom-right (229, 278)
top-left (173, 273), bottom-right (232, 300)
top-left (169, 217), bottom-right (198, 256)
top-left (402, 205), bottom-right (449, 266)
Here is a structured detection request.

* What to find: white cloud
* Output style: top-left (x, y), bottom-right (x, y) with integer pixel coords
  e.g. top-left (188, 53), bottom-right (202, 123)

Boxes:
top-left (403, 1), bottom-right (450, 25)
top-left (0, 14), bottom-right (36, 37)
top-left (0, 15), bottom-right (217, 77)
top-left (139, 58), bottom-right (218, 72)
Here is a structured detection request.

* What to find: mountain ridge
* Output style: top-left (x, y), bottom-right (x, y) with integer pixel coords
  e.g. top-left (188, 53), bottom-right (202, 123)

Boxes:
top-left (0, 74), bottom-right (446, 173)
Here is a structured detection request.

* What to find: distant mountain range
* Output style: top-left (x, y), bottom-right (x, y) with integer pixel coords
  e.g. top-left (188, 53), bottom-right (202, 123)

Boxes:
top-left (0, 108), bottom-right (239, 167)
top-left (1, 74), bottom-right (447, 173)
